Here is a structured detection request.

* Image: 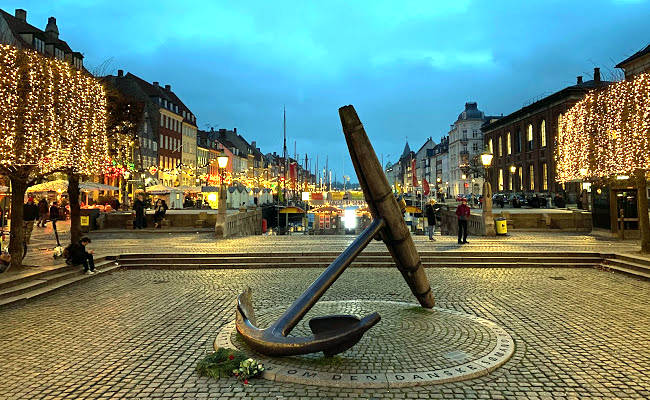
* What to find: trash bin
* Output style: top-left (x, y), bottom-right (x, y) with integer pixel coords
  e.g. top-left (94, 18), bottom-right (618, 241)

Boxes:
top-left (80, 208), bottom-right (100, 232)
top-left (495, 217), bottom-right (507, 235)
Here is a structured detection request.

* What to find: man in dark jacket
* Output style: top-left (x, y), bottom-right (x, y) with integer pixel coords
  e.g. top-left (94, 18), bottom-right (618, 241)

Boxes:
top-left (49, 201), bottom-right (60, 230)
top-left (455, 198), bottom-right (471, 244)
top-left (37, 198), bottom-right (48, 227)
top-left (133, 194), bottom-right (145, 229)
top-left (425, 199), bottom-right (437, 241)
top-left (66, 237), bottom-right (95, 274)
top-left (23, 196), bottom-right (39, 258)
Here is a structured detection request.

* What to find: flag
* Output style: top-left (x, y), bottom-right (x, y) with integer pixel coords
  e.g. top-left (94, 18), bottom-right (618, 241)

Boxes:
top-left (423, 178), bottom-right (430, 196)
top-left (289, 162), bottom-right (297, 183)
top-left (411, 158), bottom-right (418, 187)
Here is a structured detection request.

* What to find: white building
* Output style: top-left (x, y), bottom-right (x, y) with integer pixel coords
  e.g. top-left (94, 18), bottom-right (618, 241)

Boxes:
top-left (448, 102), bottom-right (488, 196)
top-left (415, 137), bottom-right (436, 189)
top-left (428, 136), bottom-right (450, 198)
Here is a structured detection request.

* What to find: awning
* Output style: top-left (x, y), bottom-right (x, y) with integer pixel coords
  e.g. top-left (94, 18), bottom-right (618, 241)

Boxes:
top-left (279, 206), bottom-right (305, 214)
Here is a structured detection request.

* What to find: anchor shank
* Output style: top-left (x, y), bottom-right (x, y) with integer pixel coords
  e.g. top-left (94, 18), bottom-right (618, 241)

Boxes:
top-left (273, 217), bottom-right (385, 337)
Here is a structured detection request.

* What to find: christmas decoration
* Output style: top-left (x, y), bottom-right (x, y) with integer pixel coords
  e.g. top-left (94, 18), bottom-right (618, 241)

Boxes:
top-left (556, 72), bottom-right (650, 181)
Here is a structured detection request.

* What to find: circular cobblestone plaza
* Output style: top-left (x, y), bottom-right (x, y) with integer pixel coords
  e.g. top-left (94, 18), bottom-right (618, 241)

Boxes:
top-left (1, 234), bottom-right (649, 399)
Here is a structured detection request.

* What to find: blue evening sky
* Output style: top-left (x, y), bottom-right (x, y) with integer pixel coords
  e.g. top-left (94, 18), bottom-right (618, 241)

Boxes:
top-left (10, 0), bottom-right (650, 183)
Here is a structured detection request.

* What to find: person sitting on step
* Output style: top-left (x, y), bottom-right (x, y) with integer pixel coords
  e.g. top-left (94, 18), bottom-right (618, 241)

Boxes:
top-left (65, 237), bottom-right (95, 274)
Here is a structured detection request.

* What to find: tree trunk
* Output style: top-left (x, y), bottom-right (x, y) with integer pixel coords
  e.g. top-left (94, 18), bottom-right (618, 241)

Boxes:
top-left (68, 173), bottom-right (81, 244)
top-left (8, 176), bottom-right (27, 270)
top-left (636, 170), bottom-right (650, 253)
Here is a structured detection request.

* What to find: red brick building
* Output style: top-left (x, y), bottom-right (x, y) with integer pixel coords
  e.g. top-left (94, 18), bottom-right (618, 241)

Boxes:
top-left (481, 68), bottom-right (610, 201)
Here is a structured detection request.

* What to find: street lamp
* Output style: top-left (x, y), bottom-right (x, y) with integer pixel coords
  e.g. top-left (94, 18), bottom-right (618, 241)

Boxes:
top-left (481, 146), bottom-right (496, 236)
top-left (217, 153), bottom-right (229, 214)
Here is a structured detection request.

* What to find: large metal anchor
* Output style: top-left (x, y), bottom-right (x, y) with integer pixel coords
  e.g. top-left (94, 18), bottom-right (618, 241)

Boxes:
top-left (235, 105), bottom-right (435, 357)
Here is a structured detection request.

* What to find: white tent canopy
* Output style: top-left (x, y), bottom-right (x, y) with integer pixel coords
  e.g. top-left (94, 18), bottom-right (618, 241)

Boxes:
top-left (27, 180), bottom-right (118, 193)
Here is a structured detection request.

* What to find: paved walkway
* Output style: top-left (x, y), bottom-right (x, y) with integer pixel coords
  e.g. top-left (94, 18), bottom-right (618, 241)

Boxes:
top-left (1, 263), bottom-right (648, 399)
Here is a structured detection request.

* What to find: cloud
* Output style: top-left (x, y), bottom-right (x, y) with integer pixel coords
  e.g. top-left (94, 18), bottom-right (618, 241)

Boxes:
top-left (12, 0), bottom-right (650, 182)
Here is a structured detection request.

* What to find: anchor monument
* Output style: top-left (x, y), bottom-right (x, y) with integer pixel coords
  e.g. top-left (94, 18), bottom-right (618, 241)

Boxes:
top-left (234, 105), bottom-right (435, 356)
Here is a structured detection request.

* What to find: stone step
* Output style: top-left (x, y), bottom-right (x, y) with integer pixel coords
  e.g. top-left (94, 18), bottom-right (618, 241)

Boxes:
top-left (121, 262), bottom-right (599, 270)
top-left (0, 262), bottom-right (121, 307)
top-left (610, 253), bottom-right (650, 267)
top-left (116, 251), bottom-right (602, 259)
top-left (602, 259), bottom-right (650, 279)
top-left (117, 256), bottom-right (603, 266)
top-left (0, 279), bottom-right (50, 300)
top-left (0, 257), bottom-right (111, 290)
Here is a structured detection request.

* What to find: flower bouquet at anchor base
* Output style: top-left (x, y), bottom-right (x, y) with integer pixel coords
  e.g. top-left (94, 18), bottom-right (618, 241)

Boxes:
top-left (233, 358), bottom-right (265, 384)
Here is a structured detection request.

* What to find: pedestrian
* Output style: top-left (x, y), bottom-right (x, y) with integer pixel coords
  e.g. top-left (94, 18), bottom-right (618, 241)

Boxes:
top-left (65, 237), bottom-right (95, 274)
top-left (22, 196), bottom-right (39, 259)
top-left (425, 199), bottom-right (437, 241)
top-left (153, 199), bottom-right (168, 228)
top-left (111, 197), bottom-right (120, 212)
top-left (133, 194), bottom-right (145, 229)
top-left (455, 197), bottom-right (470, 244)
top-left (49, 201), bottom-right (60, 231)
top-left (37, 198), bottom-right (48, 227)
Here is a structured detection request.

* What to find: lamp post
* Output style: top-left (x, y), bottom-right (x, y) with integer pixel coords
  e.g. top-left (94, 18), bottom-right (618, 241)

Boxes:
top-left (481, 147), bottom-right (496, 236)
top-left (217, 153), bottom-right (229, 212)
top-left (510, 165), bottom-right (516, 192)
top-left (436, 177), bottom-right (441, 201)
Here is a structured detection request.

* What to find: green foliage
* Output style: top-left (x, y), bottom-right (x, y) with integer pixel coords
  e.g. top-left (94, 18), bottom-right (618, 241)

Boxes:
top-left (195, 348), bottom-right (248, 379)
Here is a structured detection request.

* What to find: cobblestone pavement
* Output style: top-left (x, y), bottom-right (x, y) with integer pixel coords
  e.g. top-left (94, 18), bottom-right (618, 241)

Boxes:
top-left (1, 265), bottom-right (648, 399)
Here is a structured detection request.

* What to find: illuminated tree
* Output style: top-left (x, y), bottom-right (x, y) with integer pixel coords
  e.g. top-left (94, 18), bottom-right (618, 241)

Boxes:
top-left (0, 45), bottom-right (109, 268)
top-left (557, 72), bottom-right (650, 251)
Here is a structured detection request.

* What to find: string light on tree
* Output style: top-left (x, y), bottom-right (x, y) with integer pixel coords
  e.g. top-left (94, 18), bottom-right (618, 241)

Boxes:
top-left (556, 72), bottom-right (650, 182)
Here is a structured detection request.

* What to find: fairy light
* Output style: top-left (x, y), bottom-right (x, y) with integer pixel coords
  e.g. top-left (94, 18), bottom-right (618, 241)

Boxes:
top-left (0, 44), bottom-right (109, 176)
top-left (556, 72), bottom-right (650, 182)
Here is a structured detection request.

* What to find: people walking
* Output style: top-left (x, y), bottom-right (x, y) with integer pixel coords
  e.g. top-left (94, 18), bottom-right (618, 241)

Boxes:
top-left (425, 199), bottom-right (437, 241)
top-left (49, 201), bottom-right (60, 231)
top-left (22, 196), bottom-right (39, 259)
top-left (65, 237), bottom-right (95, 274)
top-left (37, 198), bottom-right (48, 227)
top-left (133, 194), bottom-right (145, 229)
top-left (456, 197), bottom-right (471, 244)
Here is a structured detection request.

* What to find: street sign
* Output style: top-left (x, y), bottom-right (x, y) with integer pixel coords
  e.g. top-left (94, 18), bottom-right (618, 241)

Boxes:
top-left (80, 216), bottom-right (89, 226)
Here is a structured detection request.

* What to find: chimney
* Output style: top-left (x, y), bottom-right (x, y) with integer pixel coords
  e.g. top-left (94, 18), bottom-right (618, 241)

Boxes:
top-left (153, 81), bottom-right (159, 87)
top-left (593, 67), bottom-right (601, 82)
top-left (234, 127), bottom-right (237, 133)
top-left (164, 84), bottom-right (171, 91)
top-left (577, 76), bottom-right (583, 84)
top-left (251, 141), bottom-right (256, 148)
top-left (45, 17), bottom-right (59, 40)
top-left (117, 69), bottom-right (124, 77)
top-left (15, 9), bottom-right (26, 22)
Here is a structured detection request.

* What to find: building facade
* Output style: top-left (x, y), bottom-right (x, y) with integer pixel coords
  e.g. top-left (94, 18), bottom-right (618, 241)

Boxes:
top-left (482, 68), bottom-right (610, 199)
top-left (105, 71), bottom-right (198, 188)
top-left (616, 44), bottom-right (650, 80)
top-left (448, 103), bottom-right (488, 196)
top-left (0, 8), bottom-right (83, 69)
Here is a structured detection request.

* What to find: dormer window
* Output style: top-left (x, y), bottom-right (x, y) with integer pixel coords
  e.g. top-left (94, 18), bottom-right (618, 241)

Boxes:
top-left (33, 37), bottom-right (45, 53)
top-left (54, 48), bottom-right (64, 60)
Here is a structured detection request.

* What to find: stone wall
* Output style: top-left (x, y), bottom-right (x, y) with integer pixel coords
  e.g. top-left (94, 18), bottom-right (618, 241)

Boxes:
top-left (215, 207), bottom-right (263, 239)
top-left (438, 206), bottom-right (592, 235)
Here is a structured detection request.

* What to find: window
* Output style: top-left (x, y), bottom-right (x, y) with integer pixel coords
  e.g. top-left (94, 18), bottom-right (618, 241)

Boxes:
top-left (518, 166), bottom-right (523, 190)
top-left (498, 169), bottom-right (504, 191)
top-left (557, 114), bottom-right (563, 139)
top-left (508, 169), bottom-right (513, 191)
top-left (506, 132), bottom-right (511, 154)
top-left (540, 120), bottom-right (546, 147)
top-left (473, 143), bottom-right (478, 152)
top-left (488, 139), bottom-right (493, 154)
top-left (55, 48), bottom-right (64, 60)
top-left (542, 163), bottom-right (548, 191)
top-left (515, 129), bottom-right (522, 153)
top-left (529, 164), bottom-right (534, 191)
top-left (160, 116), bottom-right (164, 127)
top-left (473, 129), bottom-right (478, 138)
top-left (498, 136), bottom-right (503, 156)
top-left (33, 37), bottom-right (45, 53)
top-left (527, 124), bottom-right (533, 150)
